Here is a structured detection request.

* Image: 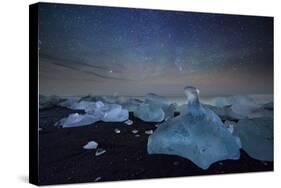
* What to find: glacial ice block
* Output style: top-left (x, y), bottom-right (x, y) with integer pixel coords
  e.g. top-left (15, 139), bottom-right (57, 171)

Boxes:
top-left (204, 104), bottom-right (244, 121)
top-left (102, 104), bottom-right (128, 122)
top-left (134, 93), bottom-right (176, 122)
top-left (233, 117), bottom-right (273, 161)
top-left (39, 95), bottom-right (64, 109)
top-left (58, 97), bottom-right (81, 109)
top-left (145, 93), bottom-right (176, 120)
top-left (57, 101), bottom-right (129, 127)
top-left (148, 86), bottom-right (241, 169)
top-left (135, 103), bottom-right (165, 122)
top-left (60, 113), bottom-right (100, 128)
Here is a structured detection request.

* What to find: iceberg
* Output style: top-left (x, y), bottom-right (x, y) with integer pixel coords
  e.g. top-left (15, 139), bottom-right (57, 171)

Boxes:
top-left (148, 86), bottom-right (241, 170)
top-left (233, 117), bottom-right (273, 161)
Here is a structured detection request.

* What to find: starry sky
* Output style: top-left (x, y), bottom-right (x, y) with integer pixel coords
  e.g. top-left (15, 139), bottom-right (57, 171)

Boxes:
top-left (38, 3), bottom-right (273, 97)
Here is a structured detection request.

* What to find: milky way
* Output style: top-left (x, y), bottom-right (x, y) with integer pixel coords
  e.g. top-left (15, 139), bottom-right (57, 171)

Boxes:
top-left (38, 3), bottom-right (273, 97)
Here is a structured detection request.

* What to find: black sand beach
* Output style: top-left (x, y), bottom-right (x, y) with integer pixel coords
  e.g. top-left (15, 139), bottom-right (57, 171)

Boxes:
top-left (38, 107), bottom-right (273, 185)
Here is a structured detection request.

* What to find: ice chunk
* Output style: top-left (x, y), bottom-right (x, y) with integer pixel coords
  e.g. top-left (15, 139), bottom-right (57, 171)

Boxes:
top-left (132, 129), bottom-right (138, 134)
top-left (39, 95), bottom-right (64, 109)
top-left (231, 98), bottom-right (260, 117)
top-left (114, 128), bottom-right (121, 134)
top-left (94, 177), bottom-right (102, 182)
top-left (95, 148), bottom-right (106, 156)
top-left (102, 104), bottom-right (128, 122)
top-left (124, 119), bottom-right (133, 125)
top-left (233, 117), bottom-right (273, 161)
top-left (204, 102), bottom-right (272, 120)
top-left (57, 101), bottom-right (129, 127)
top-left (70, 101), bottom-right (106, 114)
top-left (72, 101), bottom-right (97, 111)
top-left (59, 113), bottom-right (100, 128)
top-left (148, 86), bottom-right (241, 170)
top-left (131, 93), bottom-right (176, 122)
top-left (145, 130), bottom-right (153, 135)
top-left (58, 97), bottom-right (80, 109)
top-left (135, 103), bottom-right (165, 122)
top-left (210, 95), bottom-right (263, 119)
top-left (145, 93), bottom-right (176, 120)
top-left (83, 141), bottom-right (98, 150)
top-left (203, 104), bottom-right (244, 121)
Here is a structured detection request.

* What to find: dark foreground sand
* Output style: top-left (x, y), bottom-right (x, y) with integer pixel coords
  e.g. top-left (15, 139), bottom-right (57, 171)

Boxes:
top-left (38, 107), bottom-right (273, 185)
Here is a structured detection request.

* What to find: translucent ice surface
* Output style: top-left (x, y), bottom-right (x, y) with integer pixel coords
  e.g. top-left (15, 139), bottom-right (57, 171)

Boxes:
top-left (134, 93), bottom-right (176, 122)
top-left (148, 86), bottom-right (241, 169)
top-left (57, 101), bottom-right (128, 127)
top-left (145, 93), bottom-right (176, 120)
top-left (60, 113), bottom-right (100, 128)
top-left (83, 141), bottom-right (98, 150)
top-left (233, 117), bottom-right (273, 161)
top-left (102, 106), bottom-right (128, 122)
top-left (39, 95), bottom-right (64, 109)
top-left (134, 103), bottom-right (165, 122)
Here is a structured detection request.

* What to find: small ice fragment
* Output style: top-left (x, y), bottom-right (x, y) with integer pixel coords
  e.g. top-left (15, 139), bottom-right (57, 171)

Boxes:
top-left (124, 119), bottom-right (133, 125)
top-left (95, 148), bottom-right (106, 156)
top-left (132, 129), bottom-right (138, 134)
top-left (114, 128), bottom-right (121, 134)
top-left (135, 134), bottom-right (140, 137)
top-left (83, 141), bottom-right (98, 150)
top-left (95, 177), bottom-right (102, 182)
top-left (145, 130), bottom-right (153, 135)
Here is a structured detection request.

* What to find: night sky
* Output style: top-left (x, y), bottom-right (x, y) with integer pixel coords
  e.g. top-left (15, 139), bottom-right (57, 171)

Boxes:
top-left (38, 3), bottom-right (273, 97)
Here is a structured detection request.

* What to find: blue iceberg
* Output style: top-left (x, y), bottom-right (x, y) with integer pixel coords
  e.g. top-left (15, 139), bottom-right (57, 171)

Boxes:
top-left (147, 86), bottom-right (241, 169)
